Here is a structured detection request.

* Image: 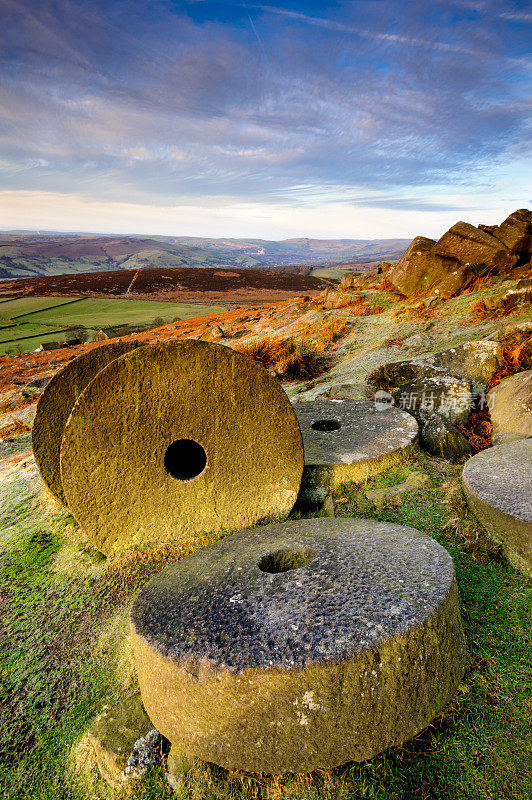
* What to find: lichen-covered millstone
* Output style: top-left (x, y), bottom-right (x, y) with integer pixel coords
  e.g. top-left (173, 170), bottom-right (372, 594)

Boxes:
top-left (130, 518), bottom-right (467, 774)
top-left (292, 399), bottom-right (418, 504)
top-left (462, 440), bottom-right (532, 576)
top-left (32, 340), bottom-right (142, 503)
top-left (60, 340), bottom-right (303, 556)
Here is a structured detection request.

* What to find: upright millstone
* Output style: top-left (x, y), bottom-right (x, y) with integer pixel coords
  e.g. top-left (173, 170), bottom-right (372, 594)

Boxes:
top-left (130, 517), bottom-right (467, 775)
top-left (32, 340), bottom-right (142, 504)
top-left (293, 399), bottom-right (419, 504)
top-left (462, 439), bottom-right (532, 576)
top-left (60, 340), bottom-right (304, 556)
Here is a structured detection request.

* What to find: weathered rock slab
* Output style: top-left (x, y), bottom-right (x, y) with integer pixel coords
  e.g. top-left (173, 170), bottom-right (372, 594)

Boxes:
top-left (293, 399), bottom-right (418, 504)
top-left (32, 340), bottom-right (142, 503)
top-left (393, 376), bottom-right (472, 424)
top-left (368, 341), bottom-right (502, 395)
top-left (61, 341), bottom-right (304, 556)
top-left (130, 517), bottom-right (467, 774)
top-left (462, 439), bottom-right (532, 576)
top-left (388, 209), bottom-right (532, 298)
top-left (488, 370), bottom-right (532, 445)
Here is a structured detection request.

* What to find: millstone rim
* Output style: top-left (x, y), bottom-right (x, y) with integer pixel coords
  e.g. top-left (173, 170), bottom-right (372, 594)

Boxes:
top-left (293, 399), bottom-right (419, 467)
top-left (462, 439), bottom-right (532, 523)
top-left (130, 517), bottom-right (467, 773)
top-left (130, 517), bottom-right (457, 672)
top-left (32, 340), bottom-right (142, 503)
top-left (60, 340), bottom-right (304, 556)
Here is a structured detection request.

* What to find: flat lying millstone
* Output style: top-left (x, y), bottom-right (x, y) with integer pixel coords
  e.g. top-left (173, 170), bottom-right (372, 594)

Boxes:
top-left (292, 399), bottom-right (418, 504)
top-left (130, 518), bottom-right (466, 774)
top-left (32, 340), bottom-right (142, 503)
top-left (462, 440), bottom-right (532, 576)
top-left (60, 341), bottom-right (303, 556)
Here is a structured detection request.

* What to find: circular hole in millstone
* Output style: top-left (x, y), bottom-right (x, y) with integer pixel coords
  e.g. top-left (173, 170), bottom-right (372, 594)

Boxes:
top-left (311, 419), bottom-right (341, 432)
top-left (164, 439), bottom-right (207, 481)
top-left (259, 547), bottom-right (317, 573)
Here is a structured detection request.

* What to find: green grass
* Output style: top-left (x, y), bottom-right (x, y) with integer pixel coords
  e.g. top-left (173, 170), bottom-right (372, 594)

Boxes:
top-left (0, 323), bottom-right (71, 343)
top-left (0, 445), bottom-right (530, 800)
top-left (16, 298), bottom-right (227, 328)
top-left (0, 296), bottom-right (83, 319)
top-left (0, 297), bottom-right (228, 354)
top-left (0, 328), bottom-right (73, 355)
top-left (310, 268), bottom-right (354, 280)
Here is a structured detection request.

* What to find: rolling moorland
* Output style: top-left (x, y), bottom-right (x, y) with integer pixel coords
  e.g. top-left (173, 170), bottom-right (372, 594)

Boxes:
top-left (0, 209), bottom-right (531, 800)
top-left (0, 232), bottom-right (410, 280)
top-left (0, 268), bottom-right (329, 354)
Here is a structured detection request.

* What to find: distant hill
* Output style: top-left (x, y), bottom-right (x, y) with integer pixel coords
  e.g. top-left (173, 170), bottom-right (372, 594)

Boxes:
top-left (0, 266), bottom-right (329, 303)
top-left (0, 232), bottom-right (409, 280)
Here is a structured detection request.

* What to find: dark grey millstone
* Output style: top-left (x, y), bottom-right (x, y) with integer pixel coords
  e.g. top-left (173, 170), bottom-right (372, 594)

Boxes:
top-left (462, 440), bottom-right (532, 576)
top-left (292, 399), bottom-right (418, 503)
top-left (131, 518), bottom-right (455, 672)
top-left (130, 518), bottom-right (466, 773)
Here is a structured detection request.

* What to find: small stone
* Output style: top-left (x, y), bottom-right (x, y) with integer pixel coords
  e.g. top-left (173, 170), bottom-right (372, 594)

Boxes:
top-left (322, 494), bottom-right (336, 516)
top-left (27, 376), bottom-right (52, 389)
top-left (364, 471), bottom-right (433, 507)
top-left (327, 382), bottom-right (369, 400)
top-left (123, 728), bottom-right (162, 781)
top-left (421, 413), bottom-right (474, 461)
top-left (84, 694), bottom-right (156, 788)
top-left (10, 404), bottom-right (37, 430)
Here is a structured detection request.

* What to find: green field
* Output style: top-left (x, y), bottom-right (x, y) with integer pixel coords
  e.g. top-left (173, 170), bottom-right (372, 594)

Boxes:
top-left (0, 324), bottom-right (71, 344)
top-left (310, 267), bottom-right (359, 280)
top-left (0, 296), bottom-right (83, 319)
top-left (0, 330), bottom-right (73, 355)
top-left (11, 298), bottom-right (226, 327)
top-left (0, 297), bottom-right (227, 355)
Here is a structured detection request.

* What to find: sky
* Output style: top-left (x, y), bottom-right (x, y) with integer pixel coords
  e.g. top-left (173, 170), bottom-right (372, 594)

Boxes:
top-left (0, 0), bottom-right (531, 240)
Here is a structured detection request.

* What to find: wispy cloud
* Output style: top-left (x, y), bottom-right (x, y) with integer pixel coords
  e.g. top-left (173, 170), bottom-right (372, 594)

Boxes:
top-left (0, 0), bottom-right (530, 235)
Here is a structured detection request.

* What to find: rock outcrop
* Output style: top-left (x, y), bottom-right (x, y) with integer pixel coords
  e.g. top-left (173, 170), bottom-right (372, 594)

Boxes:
top-left (389, 209), bottom-right (532, 298)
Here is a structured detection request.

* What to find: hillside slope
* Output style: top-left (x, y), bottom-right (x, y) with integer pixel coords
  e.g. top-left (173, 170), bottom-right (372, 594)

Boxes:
top-left (0, 233), bottom-right (409, 280)
top-left (0, 266), bottom-right (329, 302)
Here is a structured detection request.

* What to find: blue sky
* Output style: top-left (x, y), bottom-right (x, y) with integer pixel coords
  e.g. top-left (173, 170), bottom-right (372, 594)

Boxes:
top-left (0, 0), bottom-right (531, 238)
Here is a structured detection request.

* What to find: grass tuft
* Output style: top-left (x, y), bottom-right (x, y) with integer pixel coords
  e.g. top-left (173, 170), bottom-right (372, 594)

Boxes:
top-left (234, 337), bottom-right (328, 381)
